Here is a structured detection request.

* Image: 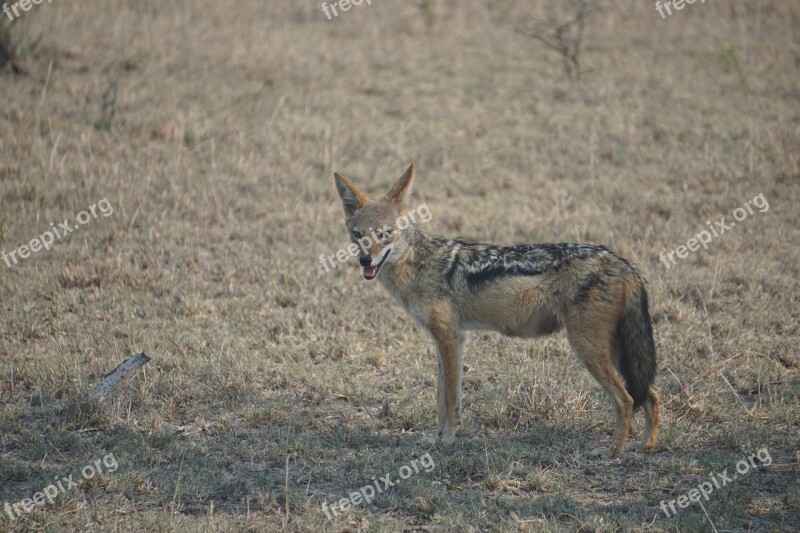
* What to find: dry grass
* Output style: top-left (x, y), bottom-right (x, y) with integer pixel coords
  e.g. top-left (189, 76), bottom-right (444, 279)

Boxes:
top-left (0, 0), bottom-right (798, 531)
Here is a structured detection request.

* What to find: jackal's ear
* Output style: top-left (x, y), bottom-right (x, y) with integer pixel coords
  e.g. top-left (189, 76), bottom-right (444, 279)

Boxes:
top-left (387, 163), bottom-right (415, 205)
top-left (334, 172), bottom-right (368, 218)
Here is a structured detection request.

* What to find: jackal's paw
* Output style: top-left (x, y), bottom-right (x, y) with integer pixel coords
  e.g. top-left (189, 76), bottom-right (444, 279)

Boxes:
top-left (436, 427), bottom-right (457, 446)
top-left (588, 446), bottom-right (619, 459)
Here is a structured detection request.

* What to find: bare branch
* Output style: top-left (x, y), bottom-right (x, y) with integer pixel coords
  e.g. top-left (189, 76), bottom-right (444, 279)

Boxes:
top-left (515, 0), bottom-right (600, 80)
top-left (87, 352), bottom-right (150, 402)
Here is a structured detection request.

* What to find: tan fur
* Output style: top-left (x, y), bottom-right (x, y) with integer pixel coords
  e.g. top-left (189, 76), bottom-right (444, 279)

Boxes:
top-left (334, 164), bottom-right (660, 458)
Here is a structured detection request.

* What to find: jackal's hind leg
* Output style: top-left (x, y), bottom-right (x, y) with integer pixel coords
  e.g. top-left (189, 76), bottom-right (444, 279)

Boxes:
top-left (632, 386), bottom-right (659, 453)
top-left (565, 311), bottom-right (633, 459)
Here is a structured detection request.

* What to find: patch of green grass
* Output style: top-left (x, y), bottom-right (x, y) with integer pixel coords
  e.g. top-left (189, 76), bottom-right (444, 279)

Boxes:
top-left (717, 47), bottom-right (749, 89)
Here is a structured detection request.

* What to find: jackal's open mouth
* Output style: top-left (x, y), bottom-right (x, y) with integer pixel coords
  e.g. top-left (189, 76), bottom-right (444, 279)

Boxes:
top-left (363, 249), bottom-right (391, 280)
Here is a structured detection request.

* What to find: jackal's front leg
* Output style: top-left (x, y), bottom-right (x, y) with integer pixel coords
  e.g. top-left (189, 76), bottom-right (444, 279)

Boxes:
top-left (423, 300), bottom-right (464, 443)
top-left (429, 314), bottom-right (464, 444)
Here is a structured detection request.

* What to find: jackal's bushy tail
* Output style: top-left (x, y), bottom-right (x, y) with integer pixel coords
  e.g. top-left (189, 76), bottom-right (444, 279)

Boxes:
top-left (616, 287), bottom-right (657, 409)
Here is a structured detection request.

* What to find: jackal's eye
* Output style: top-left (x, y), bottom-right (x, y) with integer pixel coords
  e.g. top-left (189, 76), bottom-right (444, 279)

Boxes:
top-left (352, 230), bottom-right (362, 240)
top-left (378, 229), bottom-right (393, 241)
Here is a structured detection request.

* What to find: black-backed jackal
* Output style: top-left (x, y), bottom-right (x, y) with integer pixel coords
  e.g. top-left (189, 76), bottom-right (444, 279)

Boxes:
top-left (334, 164), bottom-right (659, 458)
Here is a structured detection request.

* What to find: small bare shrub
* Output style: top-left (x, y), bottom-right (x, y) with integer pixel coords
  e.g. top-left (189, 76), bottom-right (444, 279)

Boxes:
top-left (516, 0), bottom-right (599, 81)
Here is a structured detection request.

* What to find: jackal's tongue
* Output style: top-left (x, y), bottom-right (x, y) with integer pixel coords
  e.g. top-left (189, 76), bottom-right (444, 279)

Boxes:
top-left (363, 265), bottom-right (379, 279)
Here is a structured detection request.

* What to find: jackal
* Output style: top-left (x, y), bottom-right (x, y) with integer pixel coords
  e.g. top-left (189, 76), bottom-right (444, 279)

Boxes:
top-left (334, 164), bottom-right (659, 458)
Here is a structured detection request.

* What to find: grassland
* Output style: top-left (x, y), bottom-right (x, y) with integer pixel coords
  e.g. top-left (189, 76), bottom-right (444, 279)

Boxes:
top-left (0, 0), bottom-right (798, 531)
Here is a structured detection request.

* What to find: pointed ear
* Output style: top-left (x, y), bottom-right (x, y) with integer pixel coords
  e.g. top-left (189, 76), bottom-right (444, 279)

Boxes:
top-left (334, 172), bottom-right (368, 218)
top-left (387, 163), bottom-right (415, 205)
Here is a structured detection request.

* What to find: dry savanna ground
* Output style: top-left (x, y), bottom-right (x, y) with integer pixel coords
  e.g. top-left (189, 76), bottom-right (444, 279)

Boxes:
top-left (1, 0), bottom-right (798, 531)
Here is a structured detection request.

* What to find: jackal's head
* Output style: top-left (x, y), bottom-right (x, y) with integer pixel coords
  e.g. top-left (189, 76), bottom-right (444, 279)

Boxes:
top-left (334, 163), bottom-right (419, 281)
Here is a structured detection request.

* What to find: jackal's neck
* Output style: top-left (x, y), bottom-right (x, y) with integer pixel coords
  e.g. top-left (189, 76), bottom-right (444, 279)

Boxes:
top-left (378, 226), bottom-right (446, 307)
top-left (381, 227), bottom-right (453, 284)
top-left (395, 226), bottom-right (448, 264)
